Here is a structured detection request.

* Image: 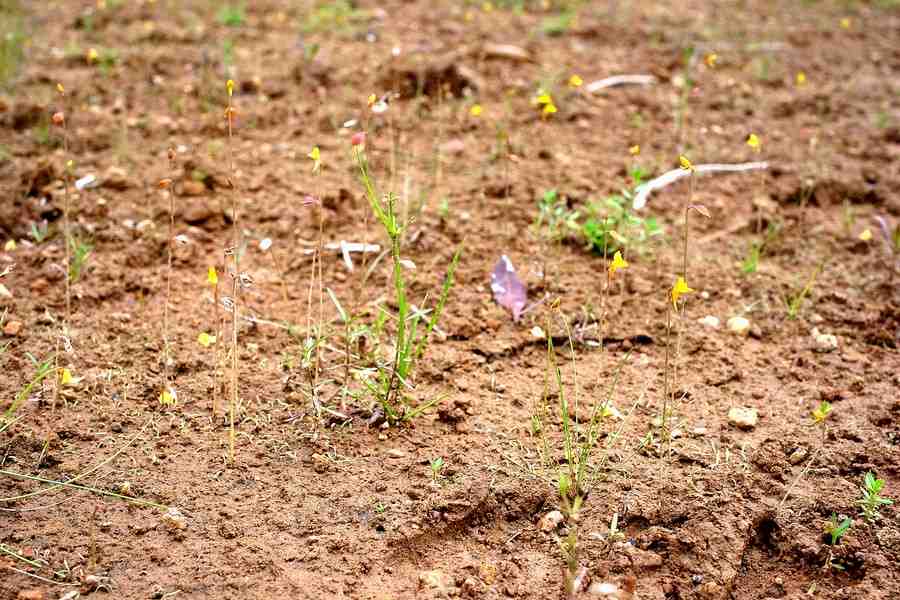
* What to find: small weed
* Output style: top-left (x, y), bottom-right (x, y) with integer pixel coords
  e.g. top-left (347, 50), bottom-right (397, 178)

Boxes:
top-left (353, 137), bottom-right (462, 425)
top-left (2, 353), bottom-right (55, 428)
top-left (429, 457), bottom-right (444, 482)
top-left (539, 10), bottom-right (575, 36)
top-left (786, 259), bottom-right (825, 319)
top-left (856, 471), bottom-right (893, 523)
top-left (825, 513), bottom-right (851, 546)
top-left (581, 170), bottom-right (663, 257)
top-left (302, 1), bottom-right (367, 34)
top-left (29, 221), bottom-right (49, 243)
top-left (0, 0), bottom-right (26, 89)
top-left (68, 235), bottom-right (93, 282)
top-left (741, 221), bottom-right (781, 274)
top-left (217, 3), bottom-right (246, 27)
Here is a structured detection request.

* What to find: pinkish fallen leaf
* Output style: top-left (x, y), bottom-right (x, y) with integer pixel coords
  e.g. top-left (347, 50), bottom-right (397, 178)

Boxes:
top-left (491, 255), bottom-right (527, 322)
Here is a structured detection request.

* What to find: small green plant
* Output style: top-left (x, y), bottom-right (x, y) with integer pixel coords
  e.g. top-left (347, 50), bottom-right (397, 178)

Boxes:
top-left (428, 457), bottom-right (444, 482)
top-left (302, 0), bottom-right (367, 34)
top-left (856, 472), bottom-right (893, 523)
top-left (741, 221), bottom-right (781, 274)
top-left (532, 305), bottom-right (632, 599)
top-left (68, 235), bottom-right (93, 282)
top-left (0, 0), bottom-right (26, 89)
top-left (786, 259), bottom-right (825, 319)
top-left (353, 138), bottom-right (462, 425)
top-left (581, 169), bottom-right (663, 257)
top-left (539, 10), bottom-right (575, 36)
top-left (534, 189), bottom-right (580, 244)
top-left (2, 353), bottom-right (55, 428)
top-left (29, 221), bottom-right (49, 243)
top-left (825, 513), bottom-right (851, 546)
top-left (217, 3), bottom-right (245, 27)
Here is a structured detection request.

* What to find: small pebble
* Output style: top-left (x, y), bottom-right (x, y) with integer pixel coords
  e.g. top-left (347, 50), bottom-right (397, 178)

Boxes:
top-left (161, 507), bottom-right (187, 531)
top-left (727, 406), bottom-right (758, 430)
top-left (727, 316), bottom-right (750, 336)
top-left (811, 328), bottom-right (838, 353)
top-left (698, 316), bottom-right (720, 328)
top-left (539, 510), bottom-right (564, 532)
top-left (3, 320), bottom-right (23, 336)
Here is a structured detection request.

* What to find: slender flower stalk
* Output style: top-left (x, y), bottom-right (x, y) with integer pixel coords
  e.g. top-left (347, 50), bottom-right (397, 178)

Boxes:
top-left (225, 79), bottom-right (240, 464)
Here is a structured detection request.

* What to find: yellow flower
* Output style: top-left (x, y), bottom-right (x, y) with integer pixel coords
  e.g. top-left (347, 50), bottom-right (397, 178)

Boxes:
top-left (60, 368), bottom-right (73, 386)
top-left (308, 146), bottom-right (321, 173)
top-left (542, 103), bottom-right (557, 117)
top-left (704, 52), bottom-right (717, 68)
top-left (679, 155), bottom-right (694, 172)
top-left (4, 239), bottom-right (15, 251)
top-left (87, 48), bottom-right (99, 64)
top-left (840, 17), bottom-right (850, 29)
top-left (859, 228), bottom-right (872, 242)
top-left (56, 83), bottom-right (65, 94)
top-left (469, 104), bottom-right (483, 117)
top-left (198, 332), bottom-right (216, 347)
top-left (796, 71), bottom-right (807, 86)
top-left (535, 91), bottom-right (553, 106)
top-left (226, 79), bottom-right (234, 98)
top-left (482, 1), bottom-right (493, 12)
top-left (159, 387), bottom-right (177, 406)
top-left (568, 74), bottom-right (583, 88)
top-left (746, 133), bottom-right (760, 150)
top-left (629, 145), bottom-right (640, 156)
top-left (207, 266), bottom-right (218, 286)
top-left (367, 93), bottom-right (377, 107)
top-left (608, 251), bottom-right (629, 279)
top-left (671, 276), bottom-right (694, 309)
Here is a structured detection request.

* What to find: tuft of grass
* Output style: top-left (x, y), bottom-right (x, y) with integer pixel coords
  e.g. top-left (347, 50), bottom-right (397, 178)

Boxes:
top-left (1, 353), bottom-right (55, 428)
top-left (0, 0), bottom-right (26, 89)
top-left (353, 142), bottom-right (462, 425)
top-left (301, 0), bottom-right (368, 34)
top-left (68, 235), bottom-right (93, 283)
top-left (581, 171), bottom-right (663, 258)
top-left (786, 259), bottom-right (825, 319)
top-left (217, 3), bottom-right (246, 27)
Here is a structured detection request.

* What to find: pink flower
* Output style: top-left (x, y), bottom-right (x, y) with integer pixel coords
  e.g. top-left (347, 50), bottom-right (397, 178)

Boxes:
top-left (351, 131), bottom-right (366, 147)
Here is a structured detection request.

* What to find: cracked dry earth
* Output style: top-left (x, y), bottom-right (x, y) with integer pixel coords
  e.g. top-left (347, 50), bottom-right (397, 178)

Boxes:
top-left (1, 1), bottom-right (899, 599)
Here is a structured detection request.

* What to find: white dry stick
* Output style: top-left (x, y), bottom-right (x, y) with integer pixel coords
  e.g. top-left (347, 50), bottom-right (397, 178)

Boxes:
top-left (586, 74), bottom-right (657, 93)
top-left (632, 162), bottom-right (769, 210)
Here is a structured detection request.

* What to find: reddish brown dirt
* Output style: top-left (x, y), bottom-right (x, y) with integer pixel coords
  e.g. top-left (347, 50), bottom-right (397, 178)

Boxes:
top-left (1, 1), bottom-right (899, 599)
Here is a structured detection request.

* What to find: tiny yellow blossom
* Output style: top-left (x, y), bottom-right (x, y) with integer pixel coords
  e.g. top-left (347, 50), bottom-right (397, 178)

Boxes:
top-left (56, 83), bottom-right (65, 94)
top-left (679, 155), bottom-right (694, 172)
top-left (542, 103), bottom-right (557, 117)
top-left (87, 48), bottom-right (99, 64)
top-left (4, 239), bottom-right (15, 251)
top-left (198, 332), bottom-right (216, 347)
top-left (704, 53), bottom-right (717, 68)
top-left (308, 146), bottom-right (321, 173)
top-left (608, 251), bottom-right (629, 279)
top-left (226, 79), bottom-right (234, 97)
top-left (207, 266), bottom-right (218, 286)
top-left (747, 133), bottom-right (760, 150)
top-left (671, 276), bottom-right (694, 309)
top-left (159, 387), bottom-right (177, 406)
top-left (60, 368), bottom-right (73, 386)
top-left (66, 159), bottom-right (74, 171)
top-left (840, 17), bottom-right (850, 29)
top-left (535, 91), bottom-right (553, 106)
top-left (796, 71), bottom-right (807, 86)
top-left (367, 93), bottom-right (377, 107)
top-left (629, 145), bottom-right (640, 156)
top-left (568, 74), bottom-right (583, 88)
top-left (859, 229), bottom-right (872, 241)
